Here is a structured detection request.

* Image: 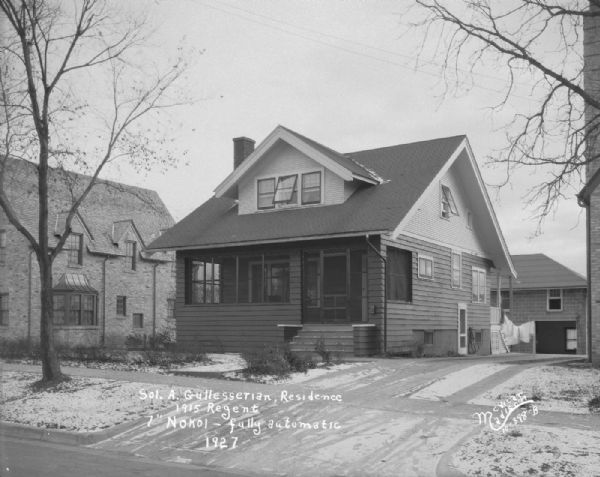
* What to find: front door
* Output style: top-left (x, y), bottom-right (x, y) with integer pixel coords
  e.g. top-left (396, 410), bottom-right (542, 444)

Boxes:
top-left (303, 249), bottom-right (366, 323)
top-left (458, 303), bottom-right (468, 355)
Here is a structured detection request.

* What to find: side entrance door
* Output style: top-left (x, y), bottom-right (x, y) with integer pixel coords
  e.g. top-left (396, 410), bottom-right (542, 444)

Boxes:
top-left (458, 303), bottom-right (468, 355)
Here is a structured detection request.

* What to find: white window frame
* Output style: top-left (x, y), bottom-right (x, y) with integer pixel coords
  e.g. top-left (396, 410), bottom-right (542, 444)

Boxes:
top-left (418, 254), bottom-right (434, 280)
top-left (565, 328), bottom-right (577, 351)
top-left (547, 288), bottom-right (563, 312)
top-left (256, 169), bottom-right (323, 211)
top-left (471, 266), bottom-right (486, 303)
top-left (440, 184), bottom-right (459, 219)
top-left (451, 251), bottom-right (462, 288)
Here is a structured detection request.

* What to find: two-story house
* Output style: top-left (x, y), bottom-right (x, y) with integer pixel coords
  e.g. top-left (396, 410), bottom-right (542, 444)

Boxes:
top-left (0, 158), bottom-right (176, 349)
top-left (149, 126), bottom-right (515, 356)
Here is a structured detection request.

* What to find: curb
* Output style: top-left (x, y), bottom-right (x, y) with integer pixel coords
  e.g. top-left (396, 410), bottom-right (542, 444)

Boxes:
top-left (436, 426), bottom-right (480, 477)
top-left (0, 415), bottom-right (147, 446)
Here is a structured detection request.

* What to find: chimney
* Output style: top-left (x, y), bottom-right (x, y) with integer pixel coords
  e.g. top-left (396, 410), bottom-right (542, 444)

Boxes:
top-left (585, 6), bottom-right (600, 179)
top-left (233, 137), bottom-right (255, 169)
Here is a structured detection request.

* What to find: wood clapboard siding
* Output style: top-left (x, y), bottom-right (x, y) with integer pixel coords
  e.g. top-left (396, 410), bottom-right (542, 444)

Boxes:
top-left (380, 233), bottom-right (493, 352)
top-left (174, 249), bottom-right (302, 352)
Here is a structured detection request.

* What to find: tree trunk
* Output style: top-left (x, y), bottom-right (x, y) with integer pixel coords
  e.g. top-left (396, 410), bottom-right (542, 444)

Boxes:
top-left (39, 257), bottom-right (62, 382)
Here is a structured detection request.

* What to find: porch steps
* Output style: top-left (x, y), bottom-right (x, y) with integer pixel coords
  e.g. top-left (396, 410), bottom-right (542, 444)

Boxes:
top-left (288, 325), bottom-right (354, 356)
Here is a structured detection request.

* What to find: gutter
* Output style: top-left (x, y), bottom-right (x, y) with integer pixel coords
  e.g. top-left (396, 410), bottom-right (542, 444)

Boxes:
top-left (101, 257), bottom-right (108, 347)
top-left (152, 263), bottom-right (158, 341)
top-left (365, 234), bottom-right (387, 354)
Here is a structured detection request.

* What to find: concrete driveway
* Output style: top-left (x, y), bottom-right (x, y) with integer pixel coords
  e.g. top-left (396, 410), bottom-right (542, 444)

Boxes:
top-left (89, 354), bottom-right (583, 477)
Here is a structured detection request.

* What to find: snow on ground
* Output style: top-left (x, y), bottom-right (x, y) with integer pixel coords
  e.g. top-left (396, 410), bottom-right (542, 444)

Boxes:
top-left (454, 425), bottom-right (600, 476)
top-left (0, 372), bottom-right (186, 432)
top-left (410, 363), bottom-right (510, 401)
top-left (177, 353), bottom-right (246, 373)
top-left (223, 362), bottom-right (361, 384)
top-left (470, 364), bottom-right (600, 414)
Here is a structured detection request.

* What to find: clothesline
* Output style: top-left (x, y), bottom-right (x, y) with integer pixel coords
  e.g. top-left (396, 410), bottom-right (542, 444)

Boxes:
top-left (500, 316), bottom-right (534, 345)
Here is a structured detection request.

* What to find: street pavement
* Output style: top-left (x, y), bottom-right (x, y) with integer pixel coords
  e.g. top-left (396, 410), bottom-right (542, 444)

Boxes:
top-left (0, 354), bottom-right (590, 477)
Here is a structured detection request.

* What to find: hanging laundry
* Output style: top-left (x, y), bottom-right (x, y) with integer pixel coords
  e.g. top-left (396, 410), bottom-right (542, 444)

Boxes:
top-left (518, 321), bottom-right (534, 343)
top-left (501, 316), bottom-right (519, 346)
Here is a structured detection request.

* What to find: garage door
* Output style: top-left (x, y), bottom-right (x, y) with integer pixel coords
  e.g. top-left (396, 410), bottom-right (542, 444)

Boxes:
top-left (535, 321), bottom-right (577, 354)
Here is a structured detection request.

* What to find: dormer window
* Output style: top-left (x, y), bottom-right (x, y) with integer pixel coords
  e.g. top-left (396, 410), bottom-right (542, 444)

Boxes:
top-left (302, 172), bottom-right (321, 204)
top-left (441, 184), bottom-right (458, 219)
top-left (257, 178), bottom-right (276, 209)
top-left (274, 175), bottom-right (298, 204)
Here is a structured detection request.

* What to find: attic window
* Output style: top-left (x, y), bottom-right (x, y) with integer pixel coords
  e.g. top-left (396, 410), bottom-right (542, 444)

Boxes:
top-left (273, 175), bottom-right (298, 204)
top-left (257, 178), bottom-right (276, 209)
top-left (441, 185), bottom-right (458, 219)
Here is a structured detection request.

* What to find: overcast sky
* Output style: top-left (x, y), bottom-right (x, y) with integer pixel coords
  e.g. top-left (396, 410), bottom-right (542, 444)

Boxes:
top-left (102, 0), bottom-right (586, 276)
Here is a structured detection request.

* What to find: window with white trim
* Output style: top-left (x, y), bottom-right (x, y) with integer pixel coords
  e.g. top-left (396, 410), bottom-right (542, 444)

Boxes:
top-left (566, 328), bottom-right (577, 351)
top-left (441, 184), bottom-right (459, 219)
top-left (418, 254), bottom-right (434, 279)
top-left (301, 172), bottom-right (321, 204)
top-left (273, 175), bottom-right (298, 204)
top-left (257, 178), bottom-right (276, 209)
top-left (547, 288), bottom-right (563, 311)
top-left (451, 251), bottom-right (461, 288)
top-left (472, 267), bottom-right (486, 303)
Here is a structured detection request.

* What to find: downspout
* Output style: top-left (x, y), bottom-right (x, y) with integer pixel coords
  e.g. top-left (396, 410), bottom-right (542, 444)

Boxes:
top-left (578, 193), bottom-right (593, 364)
top-left (365, 234), bottom-right (387, 354)
top-left (152, 263), bottom-right (158, 341)
top-left (102, 257), bottom-right (108, 347)
top-left (586, 204), bottom-right (592, 363)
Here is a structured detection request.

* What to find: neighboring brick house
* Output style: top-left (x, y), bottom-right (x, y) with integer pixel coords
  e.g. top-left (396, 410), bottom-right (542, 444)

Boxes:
top-left (0, 158), bottom-right (176, 348)
top-left (493, 254), bottom-right (587, 355)
top-left (578, 6), bottom-right (600, 366)
top-left (149, 125), bottom-right (515, 356)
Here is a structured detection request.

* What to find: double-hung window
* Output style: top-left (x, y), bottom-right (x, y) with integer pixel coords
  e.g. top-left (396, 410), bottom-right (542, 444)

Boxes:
top-left (117, 296), bottom-right (127, 316)
top-left (257, 178), bottom-right (276, 209)
top-left (547, 289), bottom-right (563, 311)
top-left (67, 233), bottom-right (83, 266)
top-left (472, 267), bottom-right (486, 303)
top-left (125, 241), bottom-right (137, 270)
top-left (418, 254), bottom-right (434, 279)
top-left (451, 251), bottom-right (461, 288)
top-left (301, 172), bottom-right (321, 204)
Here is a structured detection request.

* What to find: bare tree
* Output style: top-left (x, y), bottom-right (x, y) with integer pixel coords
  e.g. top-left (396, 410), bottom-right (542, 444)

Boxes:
top-left (410, 0), bottom-right (600, 220)
top-left (0, 0), bottom-right (188, 383)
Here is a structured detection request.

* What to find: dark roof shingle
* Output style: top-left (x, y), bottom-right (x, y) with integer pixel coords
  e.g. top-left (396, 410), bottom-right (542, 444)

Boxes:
top-left (150, 133), bottom-right (466, 250)
top-left (504, 254), bottom-right (586, 289)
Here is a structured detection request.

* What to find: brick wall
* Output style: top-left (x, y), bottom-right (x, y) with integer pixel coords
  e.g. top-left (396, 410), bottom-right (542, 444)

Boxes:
top-left (584, 9), bottom-right (600, 366)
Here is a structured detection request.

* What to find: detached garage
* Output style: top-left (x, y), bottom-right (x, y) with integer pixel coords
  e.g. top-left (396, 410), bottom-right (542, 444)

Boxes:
top-left (494, 254), bottom-right (587, 355)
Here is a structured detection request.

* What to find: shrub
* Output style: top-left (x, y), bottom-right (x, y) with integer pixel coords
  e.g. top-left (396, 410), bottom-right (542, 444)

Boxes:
top-left (125, 333), bottom-right (146, 349)
top-left (0, 338), bottom-right (40, 359)
top-left (315, 337), bottom-right (332, 364)
top-left (283, 345), bottom-right (317, 374)
top-left (242, 345), bottom-right (291, 379)
top-left (589, 396), bottom-right (600, 413)
top-left (148, 327), bottom-right (175, 350)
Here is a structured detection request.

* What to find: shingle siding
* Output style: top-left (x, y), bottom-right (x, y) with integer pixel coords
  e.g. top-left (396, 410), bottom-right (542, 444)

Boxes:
top-left (404, 154), bottom-right (485, 255)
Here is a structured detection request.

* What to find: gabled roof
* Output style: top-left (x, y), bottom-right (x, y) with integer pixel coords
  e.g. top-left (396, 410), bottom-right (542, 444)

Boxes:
top-left (502, 254), bottom-right (586, 290)
top-left (214, 125), bottom-right (381, 198)
top-left (151, 131), bottom-right (466, 249)
top-left (1, 158), bottom-right (174, 262)
top-left (149, 126), bottom-right (515, 275)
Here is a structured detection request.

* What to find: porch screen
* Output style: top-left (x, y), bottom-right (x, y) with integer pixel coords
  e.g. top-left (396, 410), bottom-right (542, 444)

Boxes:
top-left (387, 247), bottom-right (412, 302)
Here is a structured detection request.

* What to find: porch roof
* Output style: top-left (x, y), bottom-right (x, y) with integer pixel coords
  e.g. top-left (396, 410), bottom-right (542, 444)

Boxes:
top-left (149, 135), bottom-right (466, 250)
